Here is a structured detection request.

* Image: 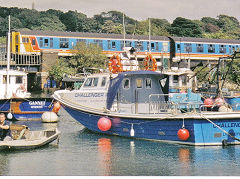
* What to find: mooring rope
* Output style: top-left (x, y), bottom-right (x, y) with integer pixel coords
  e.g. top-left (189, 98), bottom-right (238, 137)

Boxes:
top-left (200, 113), bottom-right (240, 142)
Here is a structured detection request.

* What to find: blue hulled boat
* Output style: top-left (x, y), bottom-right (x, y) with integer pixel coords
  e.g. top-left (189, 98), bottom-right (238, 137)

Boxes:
top-left (53, 67), bottom-right (240, 146)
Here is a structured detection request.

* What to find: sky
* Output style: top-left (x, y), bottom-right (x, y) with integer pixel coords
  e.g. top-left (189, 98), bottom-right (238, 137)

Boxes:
top-left (1, 0), bottom-right (240, 22)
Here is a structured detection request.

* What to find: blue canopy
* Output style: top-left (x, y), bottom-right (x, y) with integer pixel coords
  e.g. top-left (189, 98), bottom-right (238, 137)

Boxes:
top-left (106, 70), bottom-right (164, 110)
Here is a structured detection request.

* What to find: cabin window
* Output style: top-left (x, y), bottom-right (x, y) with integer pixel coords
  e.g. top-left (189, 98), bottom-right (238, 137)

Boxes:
top-left (3, 75), bottom-right (7, 84)
top-left (44, 39), bottom-right (49, 47)
top-left (184, 43), bottom-right (192, 53)
top-left (159, 78), bottom-right (167, 88)
top-left (60, 38), bottom-right (69, 48)
top-left (181, 75), bottom-right (188, 86)
top-left (16, 76), bottom-right (23, 84)
top-left (123, 79), bottom-right (130, 89)
top-left (197, 44), bottom-right (203, 52)
top-left (146, 78), bottom-right (152, 89)
top-left (136, 79), bottom-right (143, 89)
top-left (173, 75), bottom-right (179, 83)
top-left (219, 45), bottom-right (226, 53)
top-left (208, 44), bottom-right (215, 53)
top-left (101, 77), bottom-right (107, 87)
top-left (83, 78), bottom-right (99, 87)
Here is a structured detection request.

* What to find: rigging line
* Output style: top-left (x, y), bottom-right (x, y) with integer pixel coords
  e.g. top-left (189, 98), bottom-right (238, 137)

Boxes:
top-left (200, 113), bottom-right (240, 142)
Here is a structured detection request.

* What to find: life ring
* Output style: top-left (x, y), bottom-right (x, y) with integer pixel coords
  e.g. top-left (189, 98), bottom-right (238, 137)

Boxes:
top-left (14, 85), bottom-right (27, 98)
top-left (109, 55), bottom-right (123, 73)
top-left (144, 54), bottom-right (157, 71)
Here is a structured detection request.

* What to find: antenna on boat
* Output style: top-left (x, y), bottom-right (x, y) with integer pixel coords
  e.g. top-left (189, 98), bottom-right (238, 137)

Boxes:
top-left (5, 15), bottom-right (11, 98)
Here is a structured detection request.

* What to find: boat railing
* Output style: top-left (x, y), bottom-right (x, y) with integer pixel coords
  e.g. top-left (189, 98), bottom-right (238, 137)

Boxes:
top-left (149, 94), bottom-right (178, 114)
top-left (149, 94), bottom-right (204, 114)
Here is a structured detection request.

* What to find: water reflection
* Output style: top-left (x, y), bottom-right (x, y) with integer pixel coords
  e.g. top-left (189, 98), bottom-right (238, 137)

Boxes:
top-left (98, 138), bottom-right (112, 176)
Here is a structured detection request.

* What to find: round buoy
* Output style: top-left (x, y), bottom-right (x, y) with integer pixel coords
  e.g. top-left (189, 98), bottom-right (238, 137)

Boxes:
top-left (97, 117), bottom-right (112, 131)
top-left (204, 98), bottom-right (214, 108)
top-left (7, 113), bottom-right (13, 120)
top-left (215, 97), bottom-right (224, 107)
top-left (41, 112), bottom-right (59, 123)
top-left (52, 102), bottom-right (61, 113)
top-left (219, 105), bottom-right (233, 112)
top-left (177, 128), bottom-right (190, 141)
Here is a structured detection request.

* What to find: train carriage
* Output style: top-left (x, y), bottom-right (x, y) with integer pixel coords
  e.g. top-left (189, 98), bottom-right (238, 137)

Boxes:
top-left (11, 29), bottom-right (240, 61)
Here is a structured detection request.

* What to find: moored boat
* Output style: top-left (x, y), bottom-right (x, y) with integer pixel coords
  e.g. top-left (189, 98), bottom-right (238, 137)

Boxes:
top-left (52, 65), bottom-right (240, 146)
top-left (0, 16), bottom-right (61, 121)
top-left (0, 125), bottom-right (60, 150)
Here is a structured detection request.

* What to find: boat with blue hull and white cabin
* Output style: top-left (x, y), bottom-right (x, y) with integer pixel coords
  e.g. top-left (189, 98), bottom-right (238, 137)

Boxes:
top-left (0, 16), bottom-right (61, 120)
top-left (53, 59), bottom-right (240, 146)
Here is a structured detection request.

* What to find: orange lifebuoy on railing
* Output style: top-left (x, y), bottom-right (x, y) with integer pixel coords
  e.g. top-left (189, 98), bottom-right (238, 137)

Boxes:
top-left (144, 53), bottom-right (157, 71)
top-left (109, 55), bottom-right (123, 74)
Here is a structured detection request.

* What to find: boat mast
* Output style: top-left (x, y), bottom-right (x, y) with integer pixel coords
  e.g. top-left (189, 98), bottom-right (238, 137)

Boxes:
top-left (148, 17), bottom-right (151, 52)
top-left (123, 13), bottom-right (126, 49)
top-left (5, 15), bottom-right (11, 98)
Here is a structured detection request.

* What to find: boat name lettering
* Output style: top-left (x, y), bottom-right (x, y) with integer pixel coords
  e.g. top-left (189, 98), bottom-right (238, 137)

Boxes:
top-left (213, 122), bottom-right (240, 128)
top-left (75, 93), bottom-right (104, 98)
top-left (29, 101), bottom-right (46, 106)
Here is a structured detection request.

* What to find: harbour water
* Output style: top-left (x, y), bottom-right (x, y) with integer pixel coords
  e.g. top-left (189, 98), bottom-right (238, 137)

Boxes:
top-left (1, 108), bottom-right (240, 176)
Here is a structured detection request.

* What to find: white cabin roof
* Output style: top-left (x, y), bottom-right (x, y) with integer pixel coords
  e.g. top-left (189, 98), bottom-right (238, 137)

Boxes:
top-left (0, 69), bottom-right (28, 76)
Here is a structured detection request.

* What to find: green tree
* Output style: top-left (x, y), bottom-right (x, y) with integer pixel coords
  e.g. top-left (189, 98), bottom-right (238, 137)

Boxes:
top-left (32, 15), bottom-right (66, 31)
top-left (59, 10), bottom-right (87, 32)
top-left (49, 58), bottom-right (75, 82)
top-left (169, 17), bottom-right (203, 37)
top-left (101, 20), bottom-right (122, 34)
top-left (69, 42), bottom-right (106, 72)
top-left (49, 42), bottom-right (107, 82)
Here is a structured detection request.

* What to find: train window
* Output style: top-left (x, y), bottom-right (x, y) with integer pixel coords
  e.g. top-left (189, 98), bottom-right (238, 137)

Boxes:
top-left (197, 44), bottom-right (203, 52)
top-left (107, 40), bottom-right (111, 49)
top-left (151, 43), bottom-right (155, 50)
top-left (229, 45), bottom-right (232, 53)
top-left (93, 40), bottom-right (103, 48)
top-left (156, 42), bottom-right (159, 51)
top-left (136, 41), bottom-right (143, 50)
top-left (77, 39), bottom-right (86, 44)
top-left (16, 35), bottom-right (19, 44)
top-left (22, 37), bottom-right (29, 43)
top-left (184, 43), bottom-right (192, 53)
top-left (60, 38), bottom-right (69, 48)
top-left (50, 38), bottom-right (53, 48)
top-left (219, 45), bottom-right (226, 53)
top-left (40, 37), bottom-right (43, 47)
top-left (32, 39), bottom-right (36, 46)
top-left (112, 41), bottom-right (116, 49)
top-left (208, 44), bottom-right (215, 53)
top-left (177, 44), bottom-right (181, 51)
top-left (44, 39), bottom-right (48, 47)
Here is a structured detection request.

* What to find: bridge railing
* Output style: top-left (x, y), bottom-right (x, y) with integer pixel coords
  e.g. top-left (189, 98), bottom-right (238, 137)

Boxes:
top-left (0, 52), bottom-right (42, 65)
